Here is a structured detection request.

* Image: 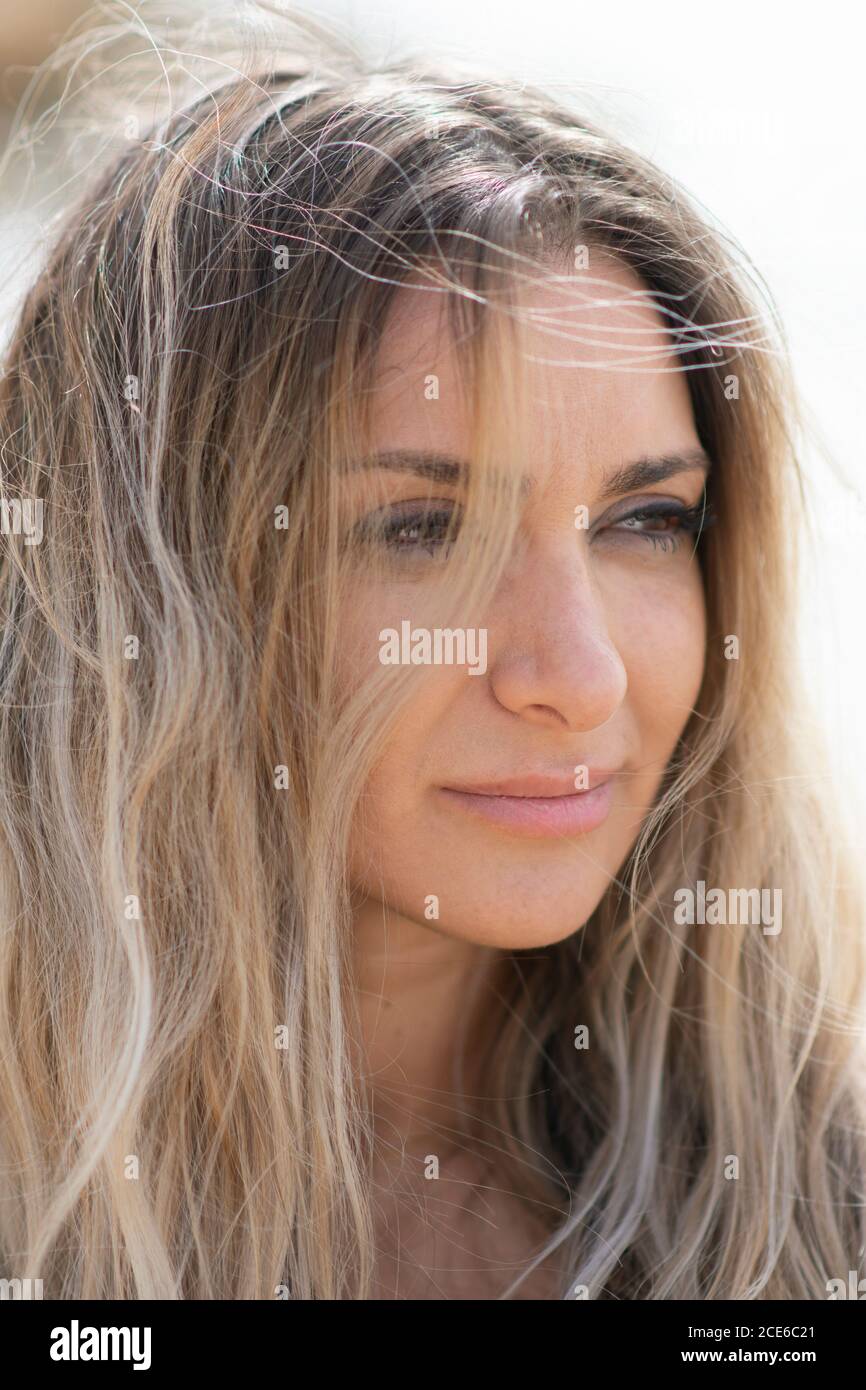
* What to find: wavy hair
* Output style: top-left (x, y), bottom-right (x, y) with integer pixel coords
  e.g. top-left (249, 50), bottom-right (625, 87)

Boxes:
top-left (0, 2), bottom-right (864, 1298)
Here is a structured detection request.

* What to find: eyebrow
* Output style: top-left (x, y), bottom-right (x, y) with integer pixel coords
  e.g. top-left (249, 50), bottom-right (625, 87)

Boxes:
top-left (597, 447), bottom-right (712, 500)
top-left (351, 447), bottom-right (712, 499)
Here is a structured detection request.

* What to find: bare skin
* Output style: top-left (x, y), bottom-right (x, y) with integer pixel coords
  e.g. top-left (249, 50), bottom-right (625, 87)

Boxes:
top-left (368, 1141), bottom-right (569, 1300)
top-left (341, 254), bottom-right (708, 1297)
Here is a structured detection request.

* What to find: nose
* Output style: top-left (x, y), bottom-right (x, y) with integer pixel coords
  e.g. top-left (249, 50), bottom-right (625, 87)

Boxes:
top-left (487, 541), bottom-right (628, 732)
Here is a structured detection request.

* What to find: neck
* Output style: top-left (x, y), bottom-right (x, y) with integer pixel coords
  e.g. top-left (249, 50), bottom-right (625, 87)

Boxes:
top-left (350, 897), bottom-right (504, 1153)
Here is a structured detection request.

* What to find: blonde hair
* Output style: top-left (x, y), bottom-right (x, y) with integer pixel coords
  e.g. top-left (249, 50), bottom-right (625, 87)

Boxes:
top-left (0, 2), bottom-right (864, 1298)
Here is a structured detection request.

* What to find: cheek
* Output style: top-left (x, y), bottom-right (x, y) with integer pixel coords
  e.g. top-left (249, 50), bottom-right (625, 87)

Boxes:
top-left (613, 563), bottom-right (707, 739)
top-left (345, 675), bottom-right (453, 887)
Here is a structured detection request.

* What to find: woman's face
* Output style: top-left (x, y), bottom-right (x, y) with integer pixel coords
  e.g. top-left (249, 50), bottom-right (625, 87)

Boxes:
top-left (341, 255), bottom-right (708, 949)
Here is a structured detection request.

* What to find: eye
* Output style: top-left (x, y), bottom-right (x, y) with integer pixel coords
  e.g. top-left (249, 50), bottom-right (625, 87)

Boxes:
top-left (353, 501), bottom-right (460, 558)
top-left (601, 498), bottom-right (716, 554)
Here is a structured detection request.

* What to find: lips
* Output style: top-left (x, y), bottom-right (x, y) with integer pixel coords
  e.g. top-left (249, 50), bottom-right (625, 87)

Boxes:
top-left (441, 770), bottom-right (617, 798)
top-left (437, 769), bottom-right (620, 838)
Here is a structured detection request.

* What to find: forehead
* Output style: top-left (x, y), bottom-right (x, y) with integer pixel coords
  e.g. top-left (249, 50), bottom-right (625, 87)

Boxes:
top-left (364, 253), bottom-right (699, 475)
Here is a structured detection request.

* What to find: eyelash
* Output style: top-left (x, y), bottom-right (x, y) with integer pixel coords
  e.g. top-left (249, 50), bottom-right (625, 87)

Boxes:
top-left (357, 498), bottom-right (716, 558)
top-left (362, 506), bottom-right (458, 557)
top-left (608, 499), bottom-right (716, 553)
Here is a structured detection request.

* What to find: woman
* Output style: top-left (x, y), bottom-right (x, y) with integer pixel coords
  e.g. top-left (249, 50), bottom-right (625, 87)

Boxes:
top-left (0, 7), bottom-right (863, 1299)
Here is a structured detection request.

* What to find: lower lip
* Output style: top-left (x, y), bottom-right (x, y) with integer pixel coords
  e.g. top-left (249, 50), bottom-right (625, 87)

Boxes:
top-left (438, 780), bottom-right (614, 838)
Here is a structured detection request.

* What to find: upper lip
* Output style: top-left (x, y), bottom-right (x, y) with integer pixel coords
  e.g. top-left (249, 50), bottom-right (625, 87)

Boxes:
top-left (441, 770), bottom-right (620, 798)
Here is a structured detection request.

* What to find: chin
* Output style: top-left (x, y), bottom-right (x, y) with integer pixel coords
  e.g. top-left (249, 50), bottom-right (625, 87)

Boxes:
top-left (414, 882), bottom-right (605, 950)
top-left (466, 918), bottom-right (592, 951)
